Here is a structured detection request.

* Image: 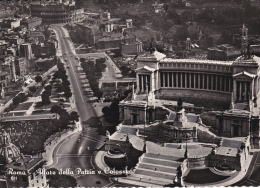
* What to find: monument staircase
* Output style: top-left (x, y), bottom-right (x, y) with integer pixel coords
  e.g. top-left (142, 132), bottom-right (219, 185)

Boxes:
top-left (121, 153), bottom-right (182, 186)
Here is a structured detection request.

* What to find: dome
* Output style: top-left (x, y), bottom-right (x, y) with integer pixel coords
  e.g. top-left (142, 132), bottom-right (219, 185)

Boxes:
top-left (0, 131), bottom-right (20, 164)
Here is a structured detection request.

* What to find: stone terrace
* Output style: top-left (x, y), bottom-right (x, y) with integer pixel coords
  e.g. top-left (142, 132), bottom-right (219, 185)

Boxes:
top-left (121, 153), bottom-right (181, 186)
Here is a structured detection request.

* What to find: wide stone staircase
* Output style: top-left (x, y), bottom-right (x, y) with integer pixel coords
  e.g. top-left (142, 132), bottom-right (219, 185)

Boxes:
top-left (120, 153), bottom-right (182, 186)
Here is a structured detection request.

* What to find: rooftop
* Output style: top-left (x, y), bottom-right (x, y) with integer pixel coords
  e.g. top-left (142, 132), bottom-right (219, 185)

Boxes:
top-left (215, 137), bottom-right (245, 157)
top-left (5, 156), bottom-right (43, 172)
top-left (160, 58), bottom-right (233, 65)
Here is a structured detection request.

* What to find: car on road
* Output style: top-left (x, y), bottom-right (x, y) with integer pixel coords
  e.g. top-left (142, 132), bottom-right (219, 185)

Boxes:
top-left (66, 65), bottom-right (70, 69)
top-left (77, 139), bottom-right (81, 143)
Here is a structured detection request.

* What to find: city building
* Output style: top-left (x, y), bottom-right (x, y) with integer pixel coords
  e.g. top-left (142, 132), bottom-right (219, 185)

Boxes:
top-left (98, 34), bottom-right (141, 51)
top-left (0, 40), bottom-right (9, 55)
top-left (121, 36), bottom-right (143, 55)
top-left (20, 17), bottom-right (42, 29)
top-left (111, 25), bottom-right (260, 160)
top-left (0, 19), bottom-right (20, 30)
top-left (19, 43), bottom-right (33, 60)
top-left (207, 44), bottom-right (241, 61)
top-left (0, 55), bottom-right (16, 83)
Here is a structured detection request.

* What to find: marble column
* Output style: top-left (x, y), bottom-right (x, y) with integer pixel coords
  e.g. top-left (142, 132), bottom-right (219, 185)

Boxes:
top-left (216, 75), bottom-right (218, 91)
top-left (194, 73), bottom-right (196, 88)
top-left (162, 73), bottom-right (165, 87)
top-left (198, 73), bottom-right (201, 89)
top-left (140, 75), bottom-right (143, 92)
top-left (145, 75), bottom-right (148, 91)
top-left (239, 82), bottom-right (242, 101)
top-left (168, 72), bottom-right (170, 87)
top-left (202, 74), bottom-right (205, 89)
top-left (189, 73), bottom-right (191, 88)
top-left (244, 82), bottom-right (247, 101)
top-left (233, 79), bottom-right (237, 101)
top-left (180, 73), bottom-right (183, 88)
top-left (224, 76), bottom-right (227, 92)
top-left (176, 72), bottom-right (179, 88)
top-left (220, 76), bottom-right (222, 91)
top-left (251, 78), bottom-right (255, 99)
top-left (185, 73), bottom-right (187, 88)
top-left (207, 74), bottom-right (209, 90)
top-left (211, 75), bottom-right (214, 90)
top-left (172, 72), bottom-right (174, 88)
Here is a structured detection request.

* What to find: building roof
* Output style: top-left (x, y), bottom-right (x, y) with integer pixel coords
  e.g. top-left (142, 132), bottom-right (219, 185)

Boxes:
top-left (5, 156), bottom-right (43, 172)
top-left (215, 137), bottom-right (245, 157)
top-left (137, 51), bottom-right (166, 62)
top-left (136, 65), bottom-right (156, 73)
top-left (215, 147), bottom-right (238, 157)
top-left (233, 71), bottom-right (256, 78)
top-left (161, 58), bottom-right (233, 65)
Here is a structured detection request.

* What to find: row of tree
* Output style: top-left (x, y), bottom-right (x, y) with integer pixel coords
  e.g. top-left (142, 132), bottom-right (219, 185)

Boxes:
top-left (4, 92), bottom-right (29, 112)
top-left (80, 57), bottom-right (107, 99)
top-left (53, 62), bottom-right (73, 99)
top-left (50, 104), bottom-right (79, 125)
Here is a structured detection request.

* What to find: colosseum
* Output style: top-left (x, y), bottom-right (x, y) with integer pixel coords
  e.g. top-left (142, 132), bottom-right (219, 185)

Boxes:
top-left (30, 2), bottom-right (84, 25)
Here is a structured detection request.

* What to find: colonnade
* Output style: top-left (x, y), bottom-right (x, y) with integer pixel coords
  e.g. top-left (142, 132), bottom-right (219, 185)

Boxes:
top-left (235, 81), bottom-right (251, 102)
top-left (160, 72), bottom-right (232, 92)
top-left (138, 74), bottom-right (150, 92)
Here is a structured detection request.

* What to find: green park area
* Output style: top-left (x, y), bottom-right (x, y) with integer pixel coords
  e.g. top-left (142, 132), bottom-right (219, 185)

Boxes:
top-left (0, 61), bottom-right (79, 156)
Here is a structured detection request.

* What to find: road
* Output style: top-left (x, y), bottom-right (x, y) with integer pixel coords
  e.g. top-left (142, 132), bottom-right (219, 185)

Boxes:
top-left (50, 25), bottom-right (129, 187)
top-left (233, 152), bottom-right (260, 186)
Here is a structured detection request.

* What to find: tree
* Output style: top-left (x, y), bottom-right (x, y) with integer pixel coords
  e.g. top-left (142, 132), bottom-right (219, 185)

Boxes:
top-left (44, 85), bottom-right (52, 91)
top-left (59, 110), bottom-right (70, 128)
top-left (62, 79), bottom-right (71, 87)
top-left (41, 90), bottom-right (51, 106)
top-left (95, 90), bottom-right (103, 100)
top-left (102, 106), bottom-right (110, 115)
top-left (64, 90), bottom-right (72, 99)
top-left (35, 75), bottom-right (42, 83)
top-left (50, 105), bottom-right (62, 119)
top-left (56, 83), bottom-right (65, 92)
top-left (57, 62), bottom-right (65, 70)
top-left (18, 93), bottom-right (26, 102)
top-left (12, 96), bottom-right (20, 106)
top-left (61, 74), bottom-right (68, 81)
top-left (12, 93), bottom-right (26, 106)
top-left (70, 111), bottom-right (79, 123)
top-left (120, 66), bottom-right (130, 77)
top-left (29, 86), bottom-right (36, 94)
top-left (173, 24), bottom-right (189, 41)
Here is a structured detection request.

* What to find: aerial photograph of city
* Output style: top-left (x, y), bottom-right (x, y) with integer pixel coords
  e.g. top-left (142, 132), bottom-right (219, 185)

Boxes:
top-left (0, 0), bottom-right (260, 187)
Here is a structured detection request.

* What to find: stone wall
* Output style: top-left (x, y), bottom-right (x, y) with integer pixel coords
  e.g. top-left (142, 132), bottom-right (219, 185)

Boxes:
top-left (197, 128), bottom-right (221, 144)
top-left (200, 112), bottom-right (218, 129)
top-left (156, 89), bottom-right (231, 110)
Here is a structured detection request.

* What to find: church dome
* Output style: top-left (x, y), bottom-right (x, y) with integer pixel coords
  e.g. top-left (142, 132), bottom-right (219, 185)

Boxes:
top-left (0, 131), bottom-right (20, 164)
